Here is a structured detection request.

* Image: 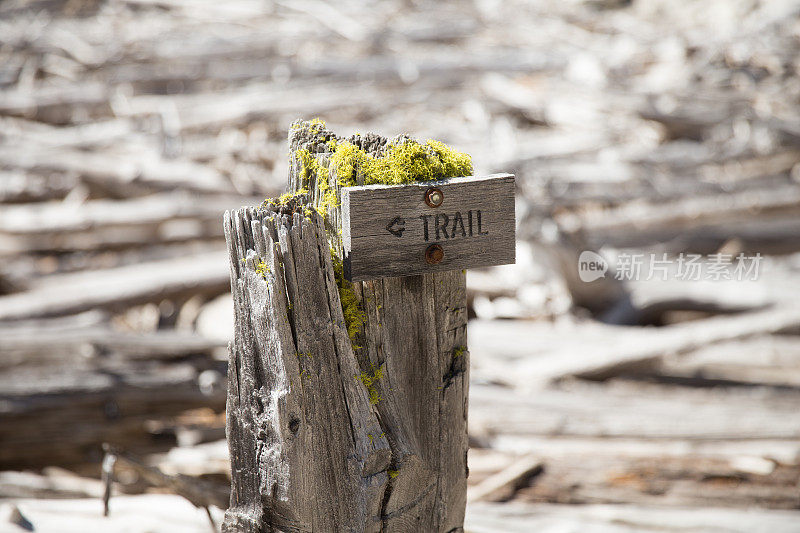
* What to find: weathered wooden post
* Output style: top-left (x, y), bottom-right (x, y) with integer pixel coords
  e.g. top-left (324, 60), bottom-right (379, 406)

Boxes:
top-left (223, 120), bottom-right (514, 532)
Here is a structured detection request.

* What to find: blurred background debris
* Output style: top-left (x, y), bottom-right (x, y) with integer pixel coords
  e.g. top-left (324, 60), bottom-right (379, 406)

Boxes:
top-left (1, 0), bottom-right (800, 531)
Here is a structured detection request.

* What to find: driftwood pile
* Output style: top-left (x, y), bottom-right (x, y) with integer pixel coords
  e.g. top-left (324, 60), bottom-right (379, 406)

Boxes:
top-left (2, 0), bottom-right (800, 531)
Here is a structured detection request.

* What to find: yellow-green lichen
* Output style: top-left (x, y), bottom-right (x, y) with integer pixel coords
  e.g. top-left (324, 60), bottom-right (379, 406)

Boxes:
top-left (453, 345), bottom-right (466, 358)
top-left (331, 250), bottom-right (366, 346)
top-left (259, 187), bottom-right (310, 211)
top-left (368, 432), bottom-right (386, 443)
top-left (255, 261), bottom-right (270, 279)
top-left (290, 122), bottom-right (473, 217)
top-left (296, 352), bottom-right (313, 382)
top-left (295, 147), bottom-right (338, 213)
top-left (387, 469), bottom-right (399, 479)
top-left (327, 138), bottom-right (472, 187)
top-left (278, 187), bottom-right (308, 205)
top-left (291, 117), bottom-right (327, 135)
top-left (358, 364), bottom-right (384, 405)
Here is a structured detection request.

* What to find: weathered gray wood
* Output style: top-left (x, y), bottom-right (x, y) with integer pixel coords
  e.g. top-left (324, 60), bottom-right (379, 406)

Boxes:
top-left (467, 302), bottom-right (800, 389)
top-left (514, 448), bottom-right (800, 510)
top-left (223, 207), bottom-right (390, 532)
top-left (354, 268), bottom-right (469, 532)
top-left (0, 470), bottom-right (105, 500)
top-left (342, 174), bottom-right (515, 281)
top-left (466, 455), bottom-right (542, 503)
top-left (0, 250), bottom-right (230, 321)
top-left (224, 120), bottom-right (470, 532)
top-left (102, 445), bottom-right (230, 511)
top-left (557, 184), bottom-right (800, 253)
top-left (465, 502), bottom-right (800, 533)
top-left (0, 361), bottom-right (226, 469)
top-left (656, 335), bottom-right (800, 388)
top-left (293, 121), bottom-right (469, 532)
top-left (469, 381), bottom-right (800, 440)
top-left (0, 192), bottom-right (255, 255)
top-left (0, 324), bottom-right (226, 369)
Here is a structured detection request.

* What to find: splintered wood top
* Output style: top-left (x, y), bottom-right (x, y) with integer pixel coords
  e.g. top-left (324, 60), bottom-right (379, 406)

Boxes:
top-left (341, 173), bottom-right (515, 281)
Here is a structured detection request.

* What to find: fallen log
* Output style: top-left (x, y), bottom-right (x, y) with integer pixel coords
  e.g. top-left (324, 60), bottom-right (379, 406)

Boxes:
top-left (0, 192), bottom-right (257, 255)
top-left (469, 381), bottom-right (800, 440)
top-left (0, 361), bottom-right (226, 469)
top-left (102, 445), bottom-right (229, 513)
top-left (0, 144), bottom-right (235, 196)
top-left (467, 455), bottom-right (543, 503)
top-left (465, 501), bottom-right (800, 533)
top-left (0, 250), bottom-right (230, 321)
top-left (467, 303), bottom-right (800, 388)
top-left (0, 324), bottom-right (226, 369)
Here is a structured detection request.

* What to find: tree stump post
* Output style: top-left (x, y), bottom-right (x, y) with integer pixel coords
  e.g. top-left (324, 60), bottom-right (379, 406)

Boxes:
top-left (223, 121), bottom-right (471, 532)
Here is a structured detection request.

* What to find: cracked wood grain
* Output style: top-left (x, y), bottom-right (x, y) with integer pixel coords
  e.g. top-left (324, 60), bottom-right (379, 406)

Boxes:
top-left (291, 121), bottom-right (469, 532)
top-left (223, 208), bottom-right (389, 532)
top-left (224, 121), bottom-right (469, 532)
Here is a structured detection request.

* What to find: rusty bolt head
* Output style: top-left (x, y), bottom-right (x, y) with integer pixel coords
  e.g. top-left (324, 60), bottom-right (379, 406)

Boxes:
top-left (425, 244), bottom-right (444, 264)
top-left (424, 187), bottom-right (444, 208)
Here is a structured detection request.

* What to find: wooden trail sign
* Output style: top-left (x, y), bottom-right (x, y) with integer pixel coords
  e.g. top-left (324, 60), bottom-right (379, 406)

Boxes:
top-left (342, 173), bottom-right (516, 281)
top-left (224, 120), bottom-right (506, 532)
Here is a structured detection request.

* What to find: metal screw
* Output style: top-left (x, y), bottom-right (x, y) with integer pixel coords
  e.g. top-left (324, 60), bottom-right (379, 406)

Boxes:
top-left (425, 244), bottom-right (444, 264)
top-left (425, 187), bottom-right (444, 208)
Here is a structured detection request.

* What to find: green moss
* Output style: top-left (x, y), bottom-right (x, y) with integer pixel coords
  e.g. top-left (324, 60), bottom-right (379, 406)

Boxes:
top-left (358, 363), bottom-right (385, 405)
top-left (259, 187), bottom-right (310, 213)
top-left (290, 122), bottom-right (472, 216)
top-left (295, 148), bottom-right (316, 185)
top-left (291, 117), bottom-right (327, 133)
top-left (295, 147), bottom-right (338, 212)
top-left (255, 261), bottom-right (270, 280)
top-left (331, 250), bottom-right (366, 346)
top-left (327, 137), bottom-right (472, 187)
top-left (278, 188), bottom-right (308, 205)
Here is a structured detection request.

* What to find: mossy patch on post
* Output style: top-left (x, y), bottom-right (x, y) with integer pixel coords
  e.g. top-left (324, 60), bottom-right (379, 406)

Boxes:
top-left (331, 250), bottom-right (366, 346)
top-left (255, 261), bottom-right (270, 280)
top-left (358, 363), bottom-right (385, 405)
top-left (295, 148), bottom-right (338, 213)
top-left (291, 118), bottom-right (473, 198)
top-left (259, 188), bottom-right (313, 217)
top-left (287, 118), bottom-right (474, 349)
top-left (329, 137), bottom-right (472, 187)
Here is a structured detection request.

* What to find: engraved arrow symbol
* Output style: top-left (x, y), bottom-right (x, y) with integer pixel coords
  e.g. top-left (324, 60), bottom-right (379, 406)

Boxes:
top-left (386, 217), bottom-right (405, 237)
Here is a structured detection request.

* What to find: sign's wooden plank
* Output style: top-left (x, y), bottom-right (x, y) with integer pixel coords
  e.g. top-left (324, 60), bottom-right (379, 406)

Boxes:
top-left (341, 173), bottom-right (515, 281)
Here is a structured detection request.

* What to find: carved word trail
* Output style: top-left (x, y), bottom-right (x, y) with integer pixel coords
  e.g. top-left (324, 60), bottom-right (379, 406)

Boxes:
top-left (418, 211), bottom-right (489, 241)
